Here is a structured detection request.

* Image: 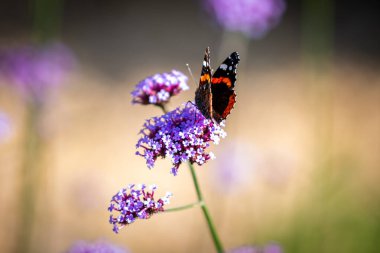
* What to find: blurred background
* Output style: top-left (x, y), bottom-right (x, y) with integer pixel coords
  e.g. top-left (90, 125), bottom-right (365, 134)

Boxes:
top-left (0, 0), bottom-right (379, 252)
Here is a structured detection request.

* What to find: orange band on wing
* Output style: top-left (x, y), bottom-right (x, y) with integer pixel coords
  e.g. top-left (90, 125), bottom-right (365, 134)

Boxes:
top-left (211, 77), bottom-right (232, 88)
top-left (200, 73), bottom-right (211, 83)
top-left (222, 93), bottom-right (236, 118)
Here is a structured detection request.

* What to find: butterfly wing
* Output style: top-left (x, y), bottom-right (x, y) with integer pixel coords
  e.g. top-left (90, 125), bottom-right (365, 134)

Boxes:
top-left (195, 47), bottom-right (213, 120)
top-left (210, 52), bottom-right (240, 123)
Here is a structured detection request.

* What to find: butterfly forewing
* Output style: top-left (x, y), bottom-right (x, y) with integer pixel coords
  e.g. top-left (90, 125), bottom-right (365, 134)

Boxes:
top-left (212, 52), bottom-right (239, 87)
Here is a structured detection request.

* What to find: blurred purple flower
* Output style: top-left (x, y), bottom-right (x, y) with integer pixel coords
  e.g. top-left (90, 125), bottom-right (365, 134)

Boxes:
top-left (136, 103), bottom-right (226, 175)
top-left (0, 42), bottom-right (75, 101)
top-left (212, 140), bottom-right (257, 192)
top-left (227, 244), bottom-right (283, 253)
top-left (131, 70), bottom-right (189, 105)
top-left (0, 112), bottom-right (11, 142)
top-left (108, 184), bottom-right (172, 233)
top-left (204, 0), bottom-right (286, 39)
top-left (67, 240), bottom-right (129, 253)
top-left (263, 244), bottom-right (283, 253)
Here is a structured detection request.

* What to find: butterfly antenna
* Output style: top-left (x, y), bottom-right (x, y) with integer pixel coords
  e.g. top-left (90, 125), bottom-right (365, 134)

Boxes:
top-left (186, 63), bottom-right (198, 86)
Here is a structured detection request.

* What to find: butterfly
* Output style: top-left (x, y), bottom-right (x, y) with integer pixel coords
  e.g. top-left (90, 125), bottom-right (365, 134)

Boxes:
top-left (195, 47), bottom-right (240, 124)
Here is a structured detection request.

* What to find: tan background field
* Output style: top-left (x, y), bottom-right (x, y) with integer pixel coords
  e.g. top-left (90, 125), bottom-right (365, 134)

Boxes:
top-left (0, 0), bottom-right (379, 252)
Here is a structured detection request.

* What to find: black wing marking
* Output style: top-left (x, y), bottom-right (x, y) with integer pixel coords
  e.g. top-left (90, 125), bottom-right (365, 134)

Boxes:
top-left (212, 52), bottom-right (240, 87)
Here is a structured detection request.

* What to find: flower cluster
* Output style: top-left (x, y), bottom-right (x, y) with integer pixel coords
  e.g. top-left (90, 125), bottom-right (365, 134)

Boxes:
top-left (0, 42), bottom-right (75, 101)
top-left (131, 70), bottom-right (189, 105)
top-left (67, 240), bottom-right (129, 253)
top-left (227, 244), bottom-right (283, 253)
top-left (108, 184), bottom-right (172, 233)
top-left (205, 0), bottom-right (286, 39)
top-left (136, 103), bottom-right (226, 175)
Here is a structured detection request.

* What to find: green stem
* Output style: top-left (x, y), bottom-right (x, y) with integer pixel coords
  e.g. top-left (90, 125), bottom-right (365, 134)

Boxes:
top-left (188, 162), bottom-right (224, 253)
top-left (32, 0), bottom-right (63, 41)
top-left (165, 201), bottom-right (203, 213)
top-left (159, 104), bottom-right (224, 253)
top-left (15, 100), bottom-right (42, 253)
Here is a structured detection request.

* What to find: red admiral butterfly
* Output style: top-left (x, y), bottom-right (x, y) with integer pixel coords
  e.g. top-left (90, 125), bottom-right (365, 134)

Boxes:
top-left (195, 47), bottom-right (240, 123)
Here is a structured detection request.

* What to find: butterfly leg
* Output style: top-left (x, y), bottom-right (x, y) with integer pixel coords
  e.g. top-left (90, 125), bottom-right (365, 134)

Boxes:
top-left (185, 100), bottom-right (196, 107)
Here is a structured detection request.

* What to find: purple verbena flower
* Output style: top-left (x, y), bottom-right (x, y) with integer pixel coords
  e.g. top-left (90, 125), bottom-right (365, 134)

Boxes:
top-left (67, 239), bottom-right (129, 253)
top-left (108, 184), bottom-right (172, 233)
top-left (204, 0), bottom-right (286, 39)
top-left (0, 112), bottom-right (11, 142)
top-left (0, 42), bottom-right (75, 102)
top-left (227, 244), bottom-right (283, 253)
top-left (136, 103), bottom-right (226, 175)
top-left (131, 70), bottom-right (189, 105)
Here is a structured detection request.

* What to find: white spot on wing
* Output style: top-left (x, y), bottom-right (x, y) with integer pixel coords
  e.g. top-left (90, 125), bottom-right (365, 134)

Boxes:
top-left (220, 64), bottom-right (228, 70)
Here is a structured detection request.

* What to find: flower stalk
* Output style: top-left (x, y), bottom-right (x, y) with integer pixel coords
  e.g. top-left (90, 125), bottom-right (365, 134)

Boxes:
top-left (188, 162), bottom-right (224, 253)
top-left (16, 100), bottom-right (43, 253)
top-left (165, 201), bottom-right (203, 213)
top-left (159, 104), bottom-right (224, 253)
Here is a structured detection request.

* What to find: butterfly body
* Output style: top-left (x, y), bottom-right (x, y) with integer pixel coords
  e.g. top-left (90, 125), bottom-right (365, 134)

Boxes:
top-left (195, 47), bottom-right (239, 123)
